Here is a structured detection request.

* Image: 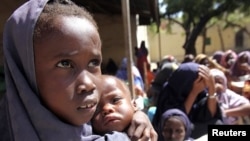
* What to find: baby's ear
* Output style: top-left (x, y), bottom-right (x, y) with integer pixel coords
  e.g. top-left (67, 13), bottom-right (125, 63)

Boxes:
top-left (131, 99), bottom-right (139, 111)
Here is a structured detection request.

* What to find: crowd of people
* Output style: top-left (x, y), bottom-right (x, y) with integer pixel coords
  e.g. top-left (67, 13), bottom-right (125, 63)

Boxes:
top-left (137, 49), bottom-right (250, 141)
top-left (108, 46), bottom-right (250, 141)
top-left (1, 0), bottom-right (250, 141)
top-left (108, 48), bottom-right (250, 141)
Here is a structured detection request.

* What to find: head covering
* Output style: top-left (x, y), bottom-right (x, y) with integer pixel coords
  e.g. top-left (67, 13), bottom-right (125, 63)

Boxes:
top-left (0, 0), bottom-right (129, 140)
top-left (210, 68), bottom-right (249, 124)
top-left (231, 51), bottom-right (250, 77)
top-left (116, 57), bottom-right (144, 90)
top-left (220, 49), bottom-right (237, 69)
top-left (194, 54), bottom-right (207, 64)
top-left (162, 62), bottom-right (205, 107)
top-left (210, 68), bottom-right (227, 92)
top-left (182, 54), bottom-right (194, 64)
top-left (161, 108), bottom-right (193, 140)
top-left (152, 62), bottom-right (207, 135)
top-left (212, 51), bottom-right (224, 64)
top-left (148, 62), bottom-right (178, 106)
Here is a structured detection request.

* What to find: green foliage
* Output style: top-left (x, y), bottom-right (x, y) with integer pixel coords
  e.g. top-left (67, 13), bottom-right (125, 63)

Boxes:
top-left (156, 0), bottom-right (250, 55)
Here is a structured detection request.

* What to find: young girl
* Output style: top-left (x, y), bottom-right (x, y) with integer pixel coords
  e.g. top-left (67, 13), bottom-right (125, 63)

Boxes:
top-left (0, 0), bottom-right (156, 140)
top-left (160, 108), bottom-right (193, 141)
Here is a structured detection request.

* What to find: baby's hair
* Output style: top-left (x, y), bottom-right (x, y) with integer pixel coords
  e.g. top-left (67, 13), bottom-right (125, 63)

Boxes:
top-left (34, 0), bottom-right (97, 43)
top-left (102, 75), bottom-right (133, 99)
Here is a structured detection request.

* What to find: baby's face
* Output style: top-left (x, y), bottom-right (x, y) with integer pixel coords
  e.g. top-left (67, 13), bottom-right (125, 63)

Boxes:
top-left (92, 77), bottom-right (136, 134)
top-left (34, 16), bottom-right (102, 126)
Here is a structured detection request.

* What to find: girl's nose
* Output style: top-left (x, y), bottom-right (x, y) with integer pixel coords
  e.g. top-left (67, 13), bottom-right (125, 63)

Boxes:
top-left (76, 72), bottom-right (96, 94)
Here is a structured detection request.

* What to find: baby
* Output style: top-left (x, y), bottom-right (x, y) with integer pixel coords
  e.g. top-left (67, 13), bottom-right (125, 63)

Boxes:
top-left (92, 75), bottom-right (138, 134)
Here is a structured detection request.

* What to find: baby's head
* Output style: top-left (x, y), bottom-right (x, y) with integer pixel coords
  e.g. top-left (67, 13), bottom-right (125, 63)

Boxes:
top-left (92, 75), bottom-right (137, 135)
top-left (33, 0), bottom-right (102, 126)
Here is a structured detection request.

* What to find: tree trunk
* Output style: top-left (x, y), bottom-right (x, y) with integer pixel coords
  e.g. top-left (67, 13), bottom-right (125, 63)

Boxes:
top-left (201, 28), bottom-right (207, 53)
top-left (183, 16), bottom-right (211, 56)
top-left (217, 25), bottom-right (225, 51)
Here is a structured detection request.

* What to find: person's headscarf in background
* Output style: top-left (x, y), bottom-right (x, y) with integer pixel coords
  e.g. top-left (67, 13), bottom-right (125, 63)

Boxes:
top-left (152, 62), bottom-right (222, 139)
top-left (231, 51), bottom-right (250, 78)
top-left (160, 108), bottom-right (193, 141)
top-left (116, 57), bottom-right (145, 90)
top-left (210, 68), bottom-right (249, 124)
top-left (194, 54), bottom-right (209, 67)
top-left (147, 61), bottom-right (178, 106)
top-left (212, 51), bottom-right (225, 64)
top-left (181, 54), bottom-right (195, 64)
top-left (220, 49), bottom-right (237, 69)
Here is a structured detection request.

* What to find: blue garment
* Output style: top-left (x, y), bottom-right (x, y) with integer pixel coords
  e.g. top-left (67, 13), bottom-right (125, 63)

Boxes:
top-left (0, 0), bottom-right (131, 140)
top-left (160, 108), bottom-right (194, 141)
top-left (152, 62), bottom-right (223, 140)
top-left (116, 57), bottom-right (144, 90)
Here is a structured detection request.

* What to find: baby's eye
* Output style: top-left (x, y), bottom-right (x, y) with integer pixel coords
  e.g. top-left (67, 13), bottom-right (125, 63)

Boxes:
top-left (88, 59), bottom-right (101, 68)
top-left (112, 97), bottom-right (122, 104)
top-left (56, 60), bottom-right (73, 68)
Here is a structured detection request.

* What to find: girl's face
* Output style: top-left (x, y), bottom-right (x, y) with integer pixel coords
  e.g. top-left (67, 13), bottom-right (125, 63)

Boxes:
top-left (34, 16), bottom-right (102, 126)
top-left (91, 77), bottom-right (136, 134)
top-left (162, 117), bottom-right (186, 141)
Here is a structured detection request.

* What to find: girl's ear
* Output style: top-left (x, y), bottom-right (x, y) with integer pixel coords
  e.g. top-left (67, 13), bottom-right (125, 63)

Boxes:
top-left (131, 99), bottom-right (139, 111)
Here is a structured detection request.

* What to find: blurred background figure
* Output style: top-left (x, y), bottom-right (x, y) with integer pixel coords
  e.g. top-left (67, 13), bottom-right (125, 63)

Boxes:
top-left (152, 62), bottom-right (222, 139)
top-left (220, 49), bottom-right (237, 70)
top-left (181, 54), bottom-right (195, 64)
top-left (212, 50), bottom-right (225, 64)
top-left (135, 40), bottom-right (150, 82)
top-left (160, 108), bottom-right (194, 141)
top-left (210, 68), bottom-right (249, 125)
top-left (116, 57), bottom-right (144, 91)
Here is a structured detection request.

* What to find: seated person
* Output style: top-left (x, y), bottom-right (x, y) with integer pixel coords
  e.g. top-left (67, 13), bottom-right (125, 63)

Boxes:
top-left (210, 68), bottom-right (249, 124)
top-left (92, 75), bottom-right (158, 140)
top-left (229, 51), bottom-right (250, 93)
top-left (160, 108), bottom-right (194, 141)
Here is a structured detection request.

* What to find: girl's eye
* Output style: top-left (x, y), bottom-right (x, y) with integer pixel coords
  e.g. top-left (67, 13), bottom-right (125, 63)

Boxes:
top-left (57, 60), bottom-right (73, 68)
top-left (88, 59), bottom-right (101, 68)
